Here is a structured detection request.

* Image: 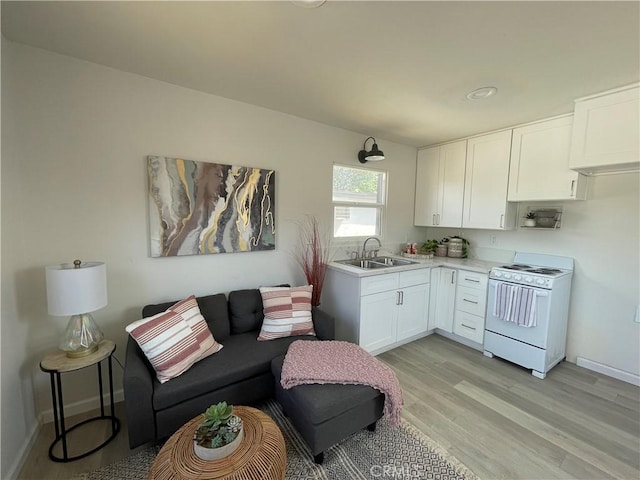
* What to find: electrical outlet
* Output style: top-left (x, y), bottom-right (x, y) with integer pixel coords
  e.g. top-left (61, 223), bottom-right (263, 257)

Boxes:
top-left (490, 235), bottom-right (497, 245)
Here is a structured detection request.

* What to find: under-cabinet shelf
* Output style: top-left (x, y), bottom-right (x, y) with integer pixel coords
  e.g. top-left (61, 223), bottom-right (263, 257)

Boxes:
top-left (519, 206), bottom-right (563, 230)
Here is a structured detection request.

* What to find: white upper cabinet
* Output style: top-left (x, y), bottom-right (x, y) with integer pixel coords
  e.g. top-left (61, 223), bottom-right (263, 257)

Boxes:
top-left (462, 130), bottom-right (516, 230)
top-left (569, 84), bottom-right (639, 175)
top-left (508, 116), bottom-right (588, 201)
top-left (414, 141), bottom-right (466, 227)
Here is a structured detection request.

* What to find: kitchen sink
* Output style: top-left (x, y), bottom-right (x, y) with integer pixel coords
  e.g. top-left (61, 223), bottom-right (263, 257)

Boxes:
top-left (336, 256), bottom-right (418, 270)
top-left (337, 259), bottom-right (391, 269)
top-left (371, 256), bottom-right (417, 267)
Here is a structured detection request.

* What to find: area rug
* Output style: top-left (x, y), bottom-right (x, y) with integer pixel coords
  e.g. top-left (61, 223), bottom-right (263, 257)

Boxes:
top-left (76, 399), bottom-right (477, 480)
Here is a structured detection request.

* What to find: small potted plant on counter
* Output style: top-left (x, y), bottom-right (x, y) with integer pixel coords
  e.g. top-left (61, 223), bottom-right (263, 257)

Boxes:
top-left (194, 401), bottom-right (244, 461)
top-left (524, 211), bottom-right (537, 227)
top-left (419, 239), bottom-right (440, 258)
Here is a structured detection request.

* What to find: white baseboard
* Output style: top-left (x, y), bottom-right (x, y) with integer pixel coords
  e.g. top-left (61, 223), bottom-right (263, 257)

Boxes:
top-left (39, 388), bottom-right (125, 424)
top-left (576, 357), bottom-right (640, 386)
top-left (6, 420), bottom-right (40, 480)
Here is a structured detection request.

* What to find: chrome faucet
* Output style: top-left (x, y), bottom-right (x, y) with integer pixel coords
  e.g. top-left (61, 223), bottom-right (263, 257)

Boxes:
top-left (361, 237), bottom-right (382, 259)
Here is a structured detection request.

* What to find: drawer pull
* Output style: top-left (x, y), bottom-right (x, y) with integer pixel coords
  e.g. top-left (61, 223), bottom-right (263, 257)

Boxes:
top-left (463, 299), bottom-right (478, 304)
top-left (465, 277), bottom-right (480, 283)
top-left (461, 323), bottom-right (476, 331)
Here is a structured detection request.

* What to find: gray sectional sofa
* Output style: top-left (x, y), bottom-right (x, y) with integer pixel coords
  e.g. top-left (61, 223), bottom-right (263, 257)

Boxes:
top-left (123, 288), bottom-right (334, 449)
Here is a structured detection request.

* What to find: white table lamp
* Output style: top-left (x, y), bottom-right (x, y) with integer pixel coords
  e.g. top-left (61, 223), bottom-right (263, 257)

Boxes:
top-left (46, 260), bottom-right (107, 358)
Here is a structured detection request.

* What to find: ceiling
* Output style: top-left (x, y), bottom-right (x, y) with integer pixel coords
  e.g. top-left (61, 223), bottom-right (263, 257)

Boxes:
top-left (2, 1), bottom-right (639, 147)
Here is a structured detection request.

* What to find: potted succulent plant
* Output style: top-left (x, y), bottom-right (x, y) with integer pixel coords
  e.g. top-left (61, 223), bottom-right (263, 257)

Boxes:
top-left (524, 211), bottom-right (537, 227)
top-left (193, 402), bottom-right (243, 461)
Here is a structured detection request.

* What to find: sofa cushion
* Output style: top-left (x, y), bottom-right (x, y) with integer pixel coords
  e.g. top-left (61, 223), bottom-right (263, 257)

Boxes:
top-left (143, 293), bottom-right (231, 341)
top-left (126, 311), bottom-right (202, 384)
top-left (228, 289), bottom-right (265, 334)
top-left (271, 354), bottom-right (383, 425)
top-left (258, 286), bottom-right (315, 341)
top-left (153, 332), bottom-right (316, 411)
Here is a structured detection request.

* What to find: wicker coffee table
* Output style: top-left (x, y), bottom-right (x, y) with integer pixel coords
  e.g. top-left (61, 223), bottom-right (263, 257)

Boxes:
top-left (148, 406), bottom-right (286, 480)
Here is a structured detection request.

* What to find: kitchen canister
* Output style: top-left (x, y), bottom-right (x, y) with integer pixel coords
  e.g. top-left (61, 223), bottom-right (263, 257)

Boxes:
top-left (447, 238), bottom-right (464, 258)
top-left (435, 244), bottom-right (448, 257)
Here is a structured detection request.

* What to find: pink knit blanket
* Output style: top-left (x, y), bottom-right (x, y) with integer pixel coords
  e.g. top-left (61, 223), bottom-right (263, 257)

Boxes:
top-left (280, 340), bottom-right (403, 426)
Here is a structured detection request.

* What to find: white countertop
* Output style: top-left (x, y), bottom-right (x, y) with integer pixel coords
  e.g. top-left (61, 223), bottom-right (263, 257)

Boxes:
top-left (328, 256), bottom-right (503, 278)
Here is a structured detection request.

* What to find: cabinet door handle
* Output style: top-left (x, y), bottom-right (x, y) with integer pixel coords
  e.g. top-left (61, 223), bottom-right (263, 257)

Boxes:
top-left (463, 299), bottom-right (478, 304)
top-left (400, 291), bottom-right (404, 305)
top-left (437, 214), bottom-right (441, 225)
top-left (432, 214), bottom-right (436, 225)
top-left (500, 214), bottom-right (504, 229)
top-left (465, 277), bottom-right (480, 283)
top-left (451, 271), bottom-right (455, 284)
top-left (570, 180), bottom-right (576, 197)
top-left (461, 323), bottom-right (476, 331)
top-left (396, 291), bottom-right (401, 305)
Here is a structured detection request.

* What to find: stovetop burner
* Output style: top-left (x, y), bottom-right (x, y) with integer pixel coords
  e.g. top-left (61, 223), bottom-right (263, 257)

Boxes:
top-left (528, 268), bottom-right (563, 275)
top-left (501, 264), bottom-right (532, 270)
top-left (497, 264), bottom-right (566, 277)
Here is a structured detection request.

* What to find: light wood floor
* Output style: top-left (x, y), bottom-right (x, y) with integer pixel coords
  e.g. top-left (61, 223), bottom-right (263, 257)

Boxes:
top-left (18, 335), bottom-right (640, 480)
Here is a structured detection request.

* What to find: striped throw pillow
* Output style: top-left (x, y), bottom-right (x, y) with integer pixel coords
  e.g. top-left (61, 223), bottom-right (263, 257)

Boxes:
top-left (126, 296), bottom-right (223, 383)
top-left (126, 311), bottom-right (202, 383)
top-left (169, 296), bottom-right (223, 360)
top-left (258, 285), bottom-right (315, 341)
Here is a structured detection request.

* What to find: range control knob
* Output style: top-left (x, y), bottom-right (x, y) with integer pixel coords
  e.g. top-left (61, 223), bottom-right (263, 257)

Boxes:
top-left (494, 271), bottom-right (502, 278)
top-left (514, 274), bottom-right (522, 281)
top-left (503, 273), bottom-right (512, 279)
top-left (524, 276), bottom-right (533, 283)
top-left (536, 278), bottom-right (546, 286)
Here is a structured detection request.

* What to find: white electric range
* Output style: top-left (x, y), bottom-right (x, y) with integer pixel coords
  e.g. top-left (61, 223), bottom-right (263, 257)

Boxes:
top-left (484, 252), bottom-right (574, 379)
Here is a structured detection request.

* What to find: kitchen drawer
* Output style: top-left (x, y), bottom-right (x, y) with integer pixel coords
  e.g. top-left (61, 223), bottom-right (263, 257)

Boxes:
top-left (398, 268), bottom-right (430, 288)
top-left (455, 285), bottom-right (487, 316)
top-left (453, 311), bottom-right (485, 344)
top-left (360, 273), bottom-right (399, 296)
top-left (456, 270), bottom-right (488, 290)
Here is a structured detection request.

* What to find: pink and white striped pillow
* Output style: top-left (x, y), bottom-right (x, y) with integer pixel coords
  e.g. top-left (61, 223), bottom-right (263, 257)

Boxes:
top-left (126, 296), bottom-right (222, 383)
top-left (258, 285), bottom-right (315, 341)
top-left (169, 296), bottom-right (222, 360)
top-left (126, 310), bottom-right (202, 383)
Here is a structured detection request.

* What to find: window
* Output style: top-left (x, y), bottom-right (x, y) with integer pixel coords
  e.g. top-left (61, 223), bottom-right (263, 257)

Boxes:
top-left (332, 164), bottom-right (386, 238)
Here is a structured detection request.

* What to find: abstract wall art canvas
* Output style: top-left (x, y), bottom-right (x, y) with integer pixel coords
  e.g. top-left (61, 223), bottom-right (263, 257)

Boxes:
top-left (148, 156), bottom-right (276, 257)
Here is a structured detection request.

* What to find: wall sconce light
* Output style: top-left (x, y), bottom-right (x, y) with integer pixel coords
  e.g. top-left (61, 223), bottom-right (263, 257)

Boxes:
top-left (46, 260), bottom-right (107, 358)
top-left (358, 137), bottom-right (385, 164)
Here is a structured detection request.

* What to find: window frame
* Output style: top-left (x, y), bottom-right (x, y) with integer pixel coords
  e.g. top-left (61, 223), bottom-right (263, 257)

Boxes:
top-left (331, 163), bottom-right (388, 241)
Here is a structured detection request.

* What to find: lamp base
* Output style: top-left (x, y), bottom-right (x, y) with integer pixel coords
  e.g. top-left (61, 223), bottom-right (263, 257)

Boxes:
top-left (60, 313), bottom-right (104, 358)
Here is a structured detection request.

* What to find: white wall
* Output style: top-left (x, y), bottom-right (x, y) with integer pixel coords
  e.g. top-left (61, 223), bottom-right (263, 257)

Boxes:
top-left (426, 173), bottom-right (640, 377)
top-left (0, 41), bottom-right (421, 477)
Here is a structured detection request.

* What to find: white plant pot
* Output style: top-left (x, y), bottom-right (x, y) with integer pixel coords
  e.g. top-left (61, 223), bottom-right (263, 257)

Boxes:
top-left (523, 219), bottom-right (537, 227)
top-left (194, 426), bottom-right (244, 461)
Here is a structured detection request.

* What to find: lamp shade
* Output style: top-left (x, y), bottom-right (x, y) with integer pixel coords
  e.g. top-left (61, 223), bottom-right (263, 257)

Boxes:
top-left (46, 261), bottom-right (107, 316)
top-left (365, 142), bottom-right (385, 161)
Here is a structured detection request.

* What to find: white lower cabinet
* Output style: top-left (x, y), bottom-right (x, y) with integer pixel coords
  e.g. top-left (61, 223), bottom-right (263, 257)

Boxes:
top-left (430, 267), bottom-right (457, 332)
top-left (323, 268), bottom-right (431, 355)
top-left (453, 311), bottom-right (485, 344)
top-left (452, 270), bottom-right (488, 345)
top-left (360, 289), bottom-right (399, 352)
top-left (429, 267), bottom-right (488, 347)
top-left (396, 283), bottom-right (430, 342)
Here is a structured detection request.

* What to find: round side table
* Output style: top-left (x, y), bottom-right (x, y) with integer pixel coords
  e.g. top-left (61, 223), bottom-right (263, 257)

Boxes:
top-left (40, 339), bottom-right (120, 462)
top-left (148, 406), bottom-right (286, 480)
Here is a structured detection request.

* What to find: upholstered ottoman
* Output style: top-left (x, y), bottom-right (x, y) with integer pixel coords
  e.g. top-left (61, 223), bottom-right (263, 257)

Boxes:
top-left (271, 355), bottom-right (384, 464)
